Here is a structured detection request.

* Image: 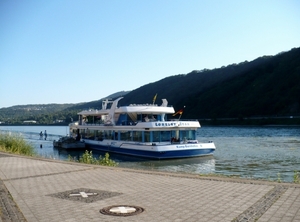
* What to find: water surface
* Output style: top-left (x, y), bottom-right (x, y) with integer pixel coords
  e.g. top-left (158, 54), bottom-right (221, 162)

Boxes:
top-left (1, 125), bottom-right (299, 182)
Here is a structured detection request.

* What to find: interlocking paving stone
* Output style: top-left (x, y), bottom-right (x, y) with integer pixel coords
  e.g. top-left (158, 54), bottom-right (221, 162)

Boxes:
top-left (257, 187), bottom-right (300, 222)
top-left (1, 167), bottom-right (273, 221)
top-left (0, 179), bottom-right (26, 222)
top-left (0, 152), bottom-right (300, 222)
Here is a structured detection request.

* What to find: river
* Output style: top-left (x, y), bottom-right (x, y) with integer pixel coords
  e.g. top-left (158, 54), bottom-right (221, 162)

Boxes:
top-left (0, 125), bottom-right (299, 182)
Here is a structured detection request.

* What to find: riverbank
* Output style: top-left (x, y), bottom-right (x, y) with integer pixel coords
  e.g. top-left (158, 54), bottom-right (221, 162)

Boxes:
top-left (1, 116), bottom-right (300, 127)
top-left (200, 117), bottom-right (300, 126)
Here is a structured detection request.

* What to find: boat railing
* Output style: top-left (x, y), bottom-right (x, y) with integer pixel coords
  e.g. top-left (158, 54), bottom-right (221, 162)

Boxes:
top-left (169, 119), bottom-right (199, 122)
top-left (77, 119), bottom-right (199, 126)
top-left (118, 140), bottom-right (199, 147)
top-left (80, 122), bottom-right (138, 126)
top-left (81, 123), bottom-right (105, 126)
top-left (119, 142), bottom-right (165, 147)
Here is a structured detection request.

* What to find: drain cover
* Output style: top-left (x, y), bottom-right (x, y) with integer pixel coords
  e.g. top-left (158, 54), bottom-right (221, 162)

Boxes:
top-left (100, 205), bottom-right (145, 217)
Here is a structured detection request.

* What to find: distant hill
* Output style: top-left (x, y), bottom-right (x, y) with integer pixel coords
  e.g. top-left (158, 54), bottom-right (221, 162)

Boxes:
top-left (0, 91), bottom-right (130, 125)
top-left (0, 47), bottom-right (299, 125)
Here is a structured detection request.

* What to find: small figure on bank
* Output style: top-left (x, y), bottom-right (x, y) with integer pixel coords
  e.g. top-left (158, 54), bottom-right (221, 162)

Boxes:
top-left (39, 131), bottom-right (43, 139)
top-left (44, 130), bottom-right (47, 140)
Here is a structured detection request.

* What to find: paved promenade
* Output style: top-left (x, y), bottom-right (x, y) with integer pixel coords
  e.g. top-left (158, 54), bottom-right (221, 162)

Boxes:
top-left (0, 152), bottom-right (300, 222)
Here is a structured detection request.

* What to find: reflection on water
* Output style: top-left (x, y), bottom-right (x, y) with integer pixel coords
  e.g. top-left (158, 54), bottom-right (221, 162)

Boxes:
top-left (116, 155), bottom-right (215, 174)
top-left (1, 125), bottom-right (300, 182)
top-left (53, 149), bottom-right (216, 175)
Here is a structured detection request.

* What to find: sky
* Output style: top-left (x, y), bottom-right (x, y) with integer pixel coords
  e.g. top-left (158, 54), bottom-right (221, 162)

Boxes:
top-left (1, 0), bottom-right (300, 108)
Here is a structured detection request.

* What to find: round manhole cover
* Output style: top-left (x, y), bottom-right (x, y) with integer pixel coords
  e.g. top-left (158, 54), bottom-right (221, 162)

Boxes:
top-left (100, 205), bottom-right (145, 216)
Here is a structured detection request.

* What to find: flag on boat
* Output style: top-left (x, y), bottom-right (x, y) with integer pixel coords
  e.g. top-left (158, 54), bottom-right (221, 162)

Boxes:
top-left (153, 93), bottom-right (157, 104)
top-left (173, 108), bottom-right (184, 116)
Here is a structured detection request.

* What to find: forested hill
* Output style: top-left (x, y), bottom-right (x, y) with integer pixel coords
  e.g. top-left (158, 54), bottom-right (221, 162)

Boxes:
top-left (0, 47), bottom-right (299, 125)
top-left (119, 47), bottom-right (300, 119)
top-left (0, 91), bottom-right (129, 125)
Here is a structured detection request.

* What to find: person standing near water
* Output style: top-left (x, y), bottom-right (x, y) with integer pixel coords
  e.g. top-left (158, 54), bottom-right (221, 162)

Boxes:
top-left (39, 131), bottom-right (43, 139)
top-left (44, 130), bottom-right (47, 140)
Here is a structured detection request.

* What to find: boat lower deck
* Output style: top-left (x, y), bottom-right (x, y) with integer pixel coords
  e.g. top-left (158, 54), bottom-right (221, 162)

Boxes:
top-left (85, 140), bottom-right (215, 159)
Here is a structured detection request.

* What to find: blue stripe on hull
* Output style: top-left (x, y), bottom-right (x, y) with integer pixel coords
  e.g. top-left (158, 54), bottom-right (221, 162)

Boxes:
top-left (86, 143), bottom-right (215, 159)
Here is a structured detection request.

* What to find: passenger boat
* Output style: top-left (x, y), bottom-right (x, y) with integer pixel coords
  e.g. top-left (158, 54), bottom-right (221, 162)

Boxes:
top-left (69, 97), bottom-right (216, 159)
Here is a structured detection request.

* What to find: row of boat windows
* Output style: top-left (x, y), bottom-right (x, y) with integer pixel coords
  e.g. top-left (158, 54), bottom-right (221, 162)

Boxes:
top-left (79, 114), bottom-right (164, 125)
top-left (72, 129), bottom-right (196, 143)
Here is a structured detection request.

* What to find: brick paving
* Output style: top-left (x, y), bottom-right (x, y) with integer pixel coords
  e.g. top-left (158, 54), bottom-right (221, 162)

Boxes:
top-left (0, 152), bottom-right (300, 222)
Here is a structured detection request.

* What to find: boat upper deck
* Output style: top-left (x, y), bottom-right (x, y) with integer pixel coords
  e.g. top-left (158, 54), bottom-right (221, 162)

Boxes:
top-left (78, 104), bottom-right (175, 116)
top-left (74, 97), bottom-right (197, 129)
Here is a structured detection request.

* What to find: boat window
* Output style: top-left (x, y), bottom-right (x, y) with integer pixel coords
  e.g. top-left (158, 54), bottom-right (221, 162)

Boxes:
top-left (119, 114), bottom-right (136, 125)
top-left (127, 113), bottom-right (137, 123)
top-left (86, 116), bottom-right (94, 124)
top-left (79, 129), bottom-right (85, 138)
top-left (144, 131), bottom-right (150, 142)
top-left (95, 130), bottom-right (103, 141)
top-left (113, 131), bottom-right (119, 140)
top-left (86, 129), bottom-right (95, 140)
top-left (152, 131), bottom-right (160, 142)
top-left (95, 116), bottom-right (102, 124)
top-left (181, 130), bottom-right (196, 140)
top-left (161, 131), bottom-right (171, 142)
top-left (171, 130), bottom-right (180, 142)
top-left (132, 131), bottom-right (142, 142)
top-left (149, 115), bottom-right (157, 121)
top-left (138, 114), bottom-right (148, 122)
top-left (81, 129), bottom-right (87, 139)
top-left (116, 114), bottom-right (126, 125)
top-left (120, 131), bottom-right (131, 141)
top-left (104, 130), bottom-right (113, 139)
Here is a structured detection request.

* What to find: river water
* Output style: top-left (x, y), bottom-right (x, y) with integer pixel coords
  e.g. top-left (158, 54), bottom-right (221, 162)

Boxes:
top-left (0, 125), bottom-right (299, 182)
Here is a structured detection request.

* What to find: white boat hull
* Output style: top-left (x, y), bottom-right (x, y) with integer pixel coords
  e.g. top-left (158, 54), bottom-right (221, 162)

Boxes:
top-left (84, 139), bottom-right (215, 159)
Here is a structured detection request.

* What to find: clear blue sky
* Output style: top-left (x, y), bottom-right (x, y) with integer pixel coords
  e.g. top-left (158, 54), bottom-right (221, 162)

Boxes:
top-left (1, 0), bottom-right (299, 108)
